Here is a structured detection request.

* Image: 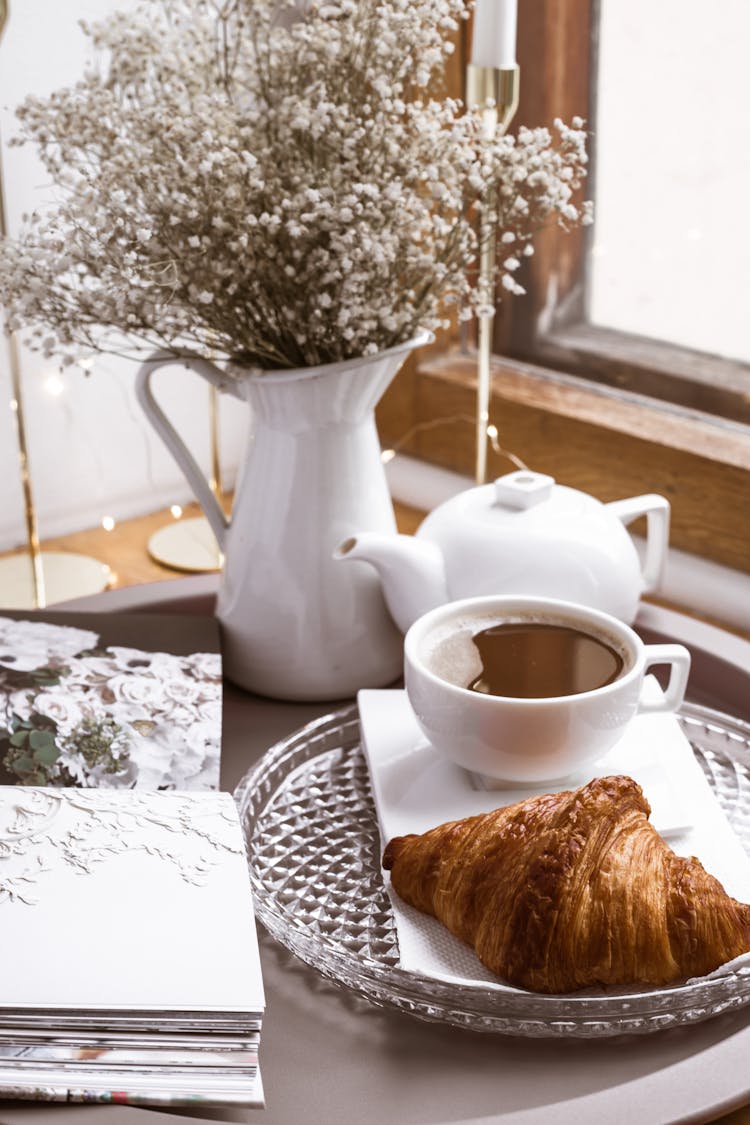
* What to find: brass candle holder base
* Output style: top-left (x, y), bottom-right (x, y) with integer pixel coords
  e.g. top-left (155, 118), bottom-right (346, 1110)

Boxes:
top-left (0, 551), bottom-right (111, 610)
top-left (147, 517), bottom-right (223, 574)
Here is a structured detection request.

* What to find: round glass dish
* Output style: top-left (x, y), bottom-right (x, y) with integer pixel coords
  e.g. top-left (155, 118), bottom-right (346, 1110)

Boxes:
top-left (234, 702), bottom-right (750, 1038)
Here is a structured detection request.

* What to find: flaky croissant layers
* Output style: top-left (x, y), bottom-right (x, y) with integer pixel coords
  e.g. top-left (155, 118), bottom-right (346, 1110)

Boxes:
top-left (383, 775), bottom-right (750, 994)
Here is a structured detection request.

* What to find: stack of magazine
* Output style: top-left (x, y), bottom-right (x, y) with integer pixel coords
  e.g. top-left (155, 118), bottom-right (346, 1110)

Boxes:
top-left (0, 608), bottom-right (265, 1108)
top-left (0, 785), bottom-right (265, 1107)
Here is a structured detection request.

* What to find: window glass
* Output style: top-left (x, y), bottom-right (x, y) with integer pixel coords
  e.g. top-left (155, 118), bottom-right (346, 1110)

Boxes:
top-left (588, 0), bottom-right (750, 364)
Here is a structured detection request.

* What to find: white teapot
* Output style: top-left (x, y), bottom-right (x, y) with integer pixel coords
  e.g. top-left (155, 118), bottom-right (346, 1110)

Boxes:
top-left (335, 470), bottom-right (670, 630)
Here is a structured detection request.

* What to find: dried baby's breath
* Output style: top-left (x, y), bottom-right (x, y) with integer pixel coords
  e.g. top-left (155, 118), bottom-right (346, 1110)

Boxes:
top-left (0, 0), bottom-right (591, 370)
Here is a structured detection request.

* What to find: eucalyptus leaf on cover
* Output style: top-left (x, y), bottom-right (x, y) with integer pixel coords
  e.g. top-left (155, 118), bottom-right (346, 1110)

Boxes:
top-left (0, 0), bottom-right (591, 371)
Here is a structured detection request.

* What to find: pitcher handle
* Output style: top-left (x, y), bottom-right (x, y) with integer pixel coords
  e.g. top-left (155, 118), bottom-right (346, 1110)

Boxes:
top-left (135, 352), bottom-right (239, 551)
top-left (606, 494), bottom-right (670, 594)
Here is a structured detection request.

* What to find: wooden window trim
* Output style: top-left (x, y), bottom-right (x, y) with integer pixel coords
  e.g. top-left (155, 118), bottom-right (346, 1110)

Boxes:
top-left (533, 325), bottom-right (750, 427)
top-left (377, 1), bottom-right (750, 580)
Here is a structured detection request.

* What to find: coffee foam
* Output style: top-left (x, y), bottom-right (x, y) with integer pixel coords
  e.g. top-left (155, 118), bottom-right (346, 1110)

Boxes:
top-left (420, 610), bottom-right (634, 691)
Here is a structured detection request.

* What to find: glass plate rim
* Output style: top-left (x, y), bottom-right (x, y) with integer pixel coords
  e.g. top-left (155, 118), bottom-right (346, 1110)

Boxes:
top-left (234, 699), bottom-right (750, 1037)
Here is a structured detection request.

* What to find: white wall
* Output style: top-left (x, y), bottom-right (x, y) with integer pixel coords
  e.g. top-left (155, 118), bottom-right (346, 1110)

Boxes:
top-left (0, 1), bottom-right (246, 551)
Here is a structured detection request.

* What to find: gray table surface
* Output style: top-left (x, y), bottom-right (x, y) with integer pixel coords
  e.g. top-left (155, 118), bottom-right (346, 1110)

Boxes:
top-left (2, 579), bottom-right (750, 1125)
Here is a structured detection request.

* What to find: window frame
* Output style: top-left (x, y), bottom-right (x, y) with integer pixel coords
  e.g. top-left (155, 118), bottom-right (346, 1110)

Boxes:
top-left (377, 0), bottom-right (750, 586)
top-left (505, 0), bottom-right (750, 427)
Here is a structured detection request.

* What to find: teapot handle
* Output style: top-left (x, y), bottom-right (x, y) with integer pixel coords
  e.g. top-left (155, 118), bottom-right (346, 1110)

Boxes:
top-left (606, 494), bottom-right (670, 594)
top-left (135, 352), bottom-right (241, 551)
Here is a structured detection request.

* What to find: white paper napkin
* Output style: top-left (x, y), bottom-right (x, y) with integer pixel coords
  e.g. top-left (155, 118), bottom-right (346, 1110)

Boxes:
top-left (358, 684), bottom-right (750, 993)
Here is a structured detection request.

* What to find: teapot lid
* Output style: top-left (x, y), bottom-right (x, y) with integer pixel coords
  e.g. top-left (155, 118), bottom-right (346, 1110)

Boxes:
top-left (494, 471), bottom-right (556, 510)
top-left (483, 469), bottom-right (594, 523)
top-left (420, 468), bottom-right (602, 533)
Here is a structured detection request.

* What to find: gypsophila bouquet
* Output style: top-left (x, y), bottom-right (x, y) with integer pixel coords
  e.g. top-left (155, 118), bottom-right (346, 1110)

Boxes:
top-left (0, 0), bottom-right (591, 370)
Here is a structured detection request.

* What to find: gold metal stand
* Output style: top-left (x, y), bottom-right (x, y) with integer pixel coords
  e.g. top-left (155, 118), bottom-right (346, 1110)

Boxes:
top-left (0, 1), bottom-right (110, 608)
top-left (146, 385), bottom-right (224, 573)
top-left (466, 63), bottom-right (520, 484)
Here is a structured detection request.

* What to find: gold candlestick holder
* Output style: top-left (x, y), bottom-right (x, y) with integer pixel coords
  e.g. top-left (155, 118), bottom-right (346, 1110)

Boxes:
top-left (466, 63), bottom-right (520, 484)
top-left (0, 1), bottom-right (110, 609)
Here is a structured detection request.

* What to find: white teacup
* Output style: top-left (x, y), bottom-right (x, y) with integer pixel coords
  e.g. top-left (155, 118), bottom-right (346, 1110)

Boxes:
top-left (403, 595), bottom-right (691, 785)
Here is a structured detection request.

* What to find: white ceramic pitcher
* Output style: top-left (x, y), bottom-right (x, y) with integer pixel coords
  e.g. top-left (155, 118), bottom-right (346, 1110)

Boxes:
top-left (135, 331), bottom-right (431, 701)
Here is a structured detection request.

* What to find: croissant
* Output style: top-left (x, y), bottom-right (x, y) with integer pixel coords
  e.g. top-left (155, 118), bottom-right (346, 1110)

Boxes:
top-left (382, 775), bottom-right (750, 994)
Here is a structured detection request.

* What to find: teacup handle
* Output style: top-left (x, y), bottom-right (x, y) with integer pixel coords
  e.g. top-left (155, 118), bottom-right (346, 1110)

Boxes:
top-left (637, 644), bottom-right (691, 714)
top-left (606, 494), bottom-right (670, 593)
top-left (135, 352), bottom-right (241, 551)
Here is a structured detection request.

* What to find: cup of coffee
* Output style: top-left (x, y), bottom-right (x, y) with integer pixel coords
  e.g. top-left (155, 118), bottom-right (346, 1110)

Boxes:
top-left (403, 595), bottom-right (691, 784)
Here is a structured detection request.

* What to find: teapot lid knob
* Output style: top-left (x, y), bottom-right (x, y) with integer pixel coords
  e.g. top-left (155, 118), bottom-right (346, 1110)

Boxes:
top-left (494, 470), bottom-right (555, 510)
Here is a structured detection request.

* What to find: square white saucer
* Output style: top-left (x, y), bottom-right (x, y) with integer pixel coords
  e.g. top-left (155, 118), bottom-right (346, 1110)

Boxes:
top-left (359, 678), bottom-right (695, 842)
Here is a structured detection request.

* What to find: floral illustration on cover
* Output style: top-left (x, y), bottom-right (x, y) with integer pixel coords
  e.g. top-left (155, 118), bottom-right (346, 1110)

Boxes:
top-left (0, 617), bottom-right (220, 790)
top-left (0, 788), bottom-right (243, 905)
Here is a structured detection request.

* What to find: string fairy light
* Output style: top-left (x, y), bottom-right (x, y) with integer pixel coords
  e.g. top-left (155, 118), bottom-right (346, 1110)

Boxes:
top-left (43, 373), bottom-right (65, 396)
top-left (486, 424), bottom-right (527, 471)
top-left (381, 414), bottom-right (527, 475)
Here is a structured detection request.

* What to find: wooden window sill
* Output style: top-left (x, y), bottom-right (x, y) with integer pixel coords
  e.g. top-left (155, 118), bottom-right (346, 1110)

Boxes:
top-left (533, 323), bottom-right (750, 426)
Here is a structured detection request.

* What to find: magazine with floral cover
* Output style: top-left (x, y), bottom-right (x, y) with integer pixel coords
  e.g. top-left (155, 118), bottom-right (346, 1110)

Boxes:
top-left (0, 610), bottom-right (222, 791)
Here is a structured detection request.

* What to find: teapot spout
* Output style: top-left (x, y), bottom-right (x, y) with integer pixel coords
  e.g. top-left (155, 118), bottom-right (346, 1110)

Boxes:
top-left (334, 533), bottom-right (447, 634)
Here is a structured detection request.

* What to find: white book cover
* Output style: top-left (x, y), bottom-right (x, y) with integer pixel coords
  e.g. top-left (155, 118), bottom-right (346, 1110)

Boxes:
top-left (0, 787), bottom-right (264, 1017)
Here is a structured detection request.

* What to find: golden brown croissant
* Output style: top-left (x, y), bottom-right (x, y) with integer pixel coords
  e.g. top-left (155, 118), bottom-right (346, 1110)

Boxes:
top-left (382, 775), bottom-right (750, 993)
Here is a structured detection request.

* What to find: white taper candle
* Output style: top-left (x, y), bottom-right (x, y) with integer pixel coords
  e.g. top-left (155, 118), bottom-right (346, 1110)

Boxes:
top-left (470, 0), bottom-right (518, 69)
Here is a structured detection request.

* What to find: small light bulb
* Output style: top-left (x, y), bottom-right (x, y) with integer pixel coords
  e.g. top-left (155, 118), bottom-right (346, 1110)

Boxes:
top-left (381, 448), bottom-right (396, 464)
top-left (170, 504), bottom-right (183, 519)
top-left (486, 424), bottom-right (498, 439)
top-left (78, 357), bottom-right (94, 372)
top-left (43, 374), bottom-right (65, 397)
top-left (101, 516), bottom-right (115, 532)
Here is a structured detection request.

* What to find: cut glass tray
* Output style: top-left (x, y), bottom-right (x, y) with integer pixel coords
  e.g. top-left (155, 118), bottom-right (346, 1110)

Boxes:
top-left (234, 701), bottom-right (750, 1038)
